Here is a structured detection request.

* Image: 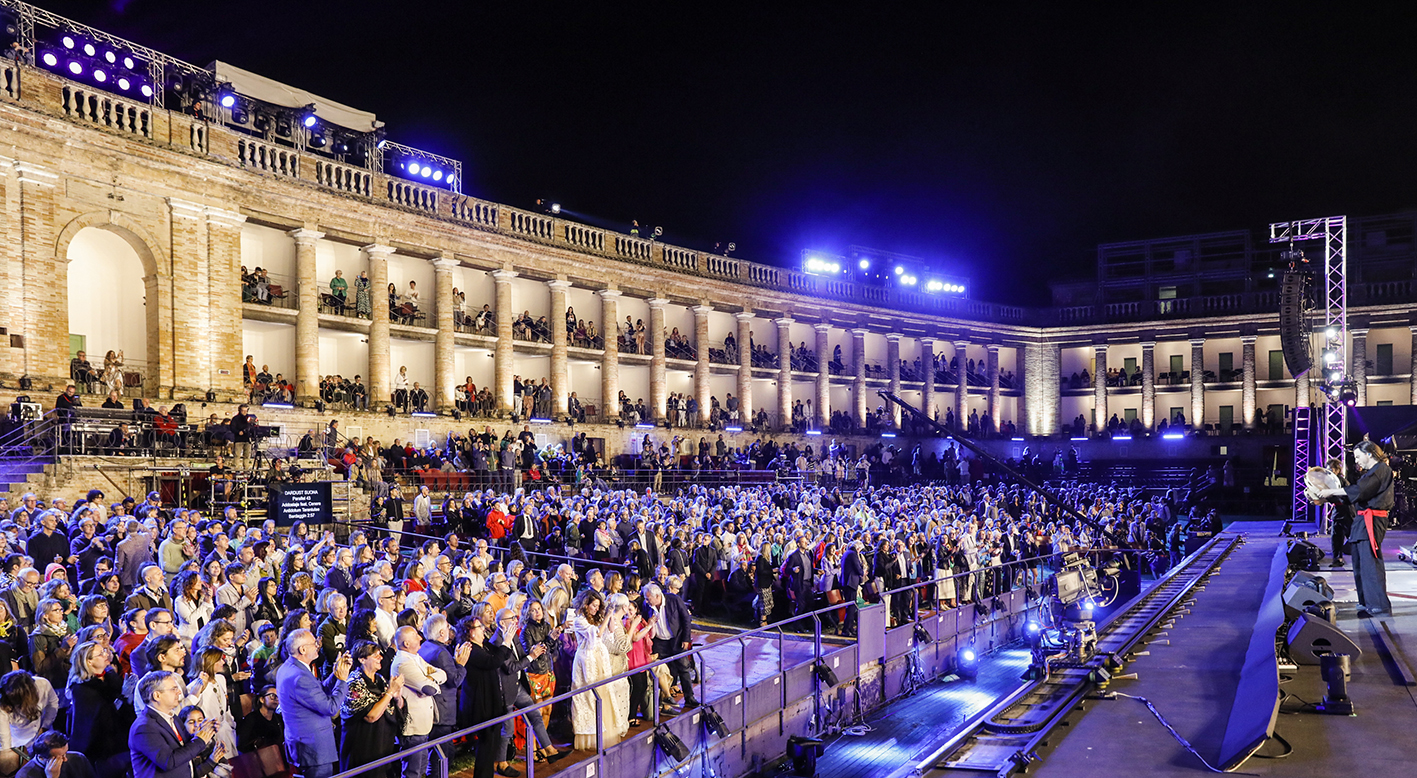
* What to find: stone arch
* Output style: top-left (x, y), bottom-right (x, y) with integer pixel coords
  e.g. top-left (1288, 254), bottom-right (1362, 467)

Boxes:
top-left (55, 211), bottom-right (172, 398)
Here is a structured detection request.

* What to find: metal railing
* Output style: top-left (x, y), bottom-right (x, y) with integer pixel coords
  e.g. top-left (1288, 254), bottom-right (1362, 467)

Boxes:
top-left (324, 550), bottom-right (1088, 778)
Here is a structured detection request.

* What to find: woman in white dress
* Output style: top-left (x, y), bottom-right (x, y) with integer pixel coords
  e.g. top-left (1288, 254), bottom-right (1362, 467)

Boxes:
top-left (604, 594), bottom-right (636, 740)
top-left (101, 350), bottom-right (125, 396)
top-left (934, 533), bottom-right (956, 609)
top-left (569, 589), bottom-right (626, 750)
top-left (188, 647), bottom-right (238, 757)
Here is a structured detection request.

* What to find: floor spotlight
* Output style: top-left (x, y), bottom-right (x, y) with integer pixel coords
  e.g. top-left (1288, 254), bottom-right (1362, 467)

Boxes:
top-left (956, 644), bottom-right (979, 681)
top-left (1316, 653), bottom-right (1354, 714)
top-left (786, 735), bottom-right (825, 777)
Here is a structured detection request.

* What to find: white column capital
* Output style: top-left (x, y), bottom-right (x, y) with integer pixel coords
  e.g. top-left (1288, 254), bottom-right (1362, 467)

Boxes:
top-left (691, 304), bottom-right (713, 316)
top-left (166, 197), bottom-right (206, 221)
top-left (363, 243), bottom-right (395, 258)
top-left (1141, 341), bottom-right (1156, 350)
top-left (12, 161), bottom-right (57, 187)
top-left (287, 228), bottom-right (324, 245)
top-left (546, 279), bottom-right (572, 291)
top-left (204, 207), bottom-right (247, 229)
top-left (1093, 343), bottom-right (1108, 353)
top-left (987, 343), bottom-right (1000, 353)
top-left (886, 333), bottom-right (902, 343)
top-left (431, 257), bottom-right (460, 271)
top-left (852, 328), bottom-right (870, 338)
top-left (1350, 328), bottom-right (1369, 338)
top-left (491, 269), bottom-right (519, 282)
top-left (953, 339), bottom-right (969, 349)
top-left (1189, 338), bottom-right (1206, 348)
top-left (597, 288), bottom-right (621, 299)
top-left (1240, 335), bottom-right (1257, 345)
top-left (775, 317), bottom-right (794, 327)
top-left (813, 322), bottom-right (832, 333)
top-left (735, 311), bottom-right (755, 323)
top-left (920, 337), bottom-right (936, 347)
top-left (648, 297), bottom-right (670, 310)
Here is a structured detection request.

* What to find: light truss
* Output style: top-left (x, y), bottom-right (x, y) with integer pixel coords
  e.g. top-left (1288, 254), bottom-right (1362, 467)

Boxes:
top-left (1270, 216), bottom-right (1347, 525)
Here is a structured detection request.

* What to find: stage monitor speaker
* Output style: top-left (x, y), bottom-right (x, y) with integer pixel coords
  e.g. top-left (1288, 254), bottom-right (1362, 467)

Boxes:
top-left (1282, 581), bottom-right (1332, 620)
top-left (1286, 613), bottom-right (1362, 665)
top-left (1287, 539), bottom-right (1323, 572)
top-left (1279, 271), bottom-right (1312, 378)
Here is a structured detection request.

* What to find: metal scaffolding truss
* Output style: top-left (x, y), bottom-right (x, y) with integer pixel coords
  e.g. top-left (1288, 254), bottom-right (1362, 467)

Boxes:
top-left (1270, 216), bottom-right (1347, 523)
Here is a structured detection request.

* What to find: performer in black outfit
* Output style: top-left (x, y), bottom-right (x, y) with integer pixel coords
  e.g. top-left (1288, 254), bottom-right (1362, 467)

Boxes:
top-left (1318, 440), bottom-right (1394, 616)
top-left (1326, 458), bottom-right (1355, 568)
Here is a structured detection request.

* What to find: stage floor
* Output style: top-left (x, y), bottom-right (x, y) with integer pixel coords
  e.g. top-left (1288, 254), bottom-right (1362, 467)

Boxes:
top-left (1031, 525), bottom-right (1417, 778)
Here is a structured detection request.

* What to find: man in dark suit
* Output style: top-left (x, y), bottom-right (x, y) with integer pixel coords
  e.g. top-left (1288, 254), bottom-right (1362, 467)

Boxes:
top-left (643, 582), bottom-right (698, 712)
top-left (633, 520), bottom-right (661, 569)
top-left (780, 537), bottom-right (815, 618)
top-left (839, 540), bottom-right (866, 637)
top-left (129, 671), bottom-right (223, 778)
top-left (689, 533), bottom-right (717, 613)
top-left (17, 730), bottom-right (96, 778)
top-left (276, 629), bottom-right (352, 778)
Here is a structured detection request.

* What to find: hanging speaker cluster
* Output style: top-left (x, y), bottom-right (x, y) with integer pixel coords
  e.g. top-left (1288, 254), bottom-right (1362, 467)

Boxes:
top-left (1278, 271), bottom-right (1312, 378)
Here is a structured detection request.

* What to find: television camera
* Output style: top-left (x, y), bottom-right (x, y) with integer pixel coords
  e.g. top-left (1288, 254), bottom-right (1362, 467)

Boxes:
top-left (1025, 553), bottom-right (1120, 678)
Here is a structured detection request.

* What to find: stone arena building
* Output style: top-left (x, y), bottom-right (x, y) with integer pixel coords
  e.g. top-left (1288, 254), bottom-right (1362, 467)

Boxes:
top-left (0, 15), bottom-right (1414, 480)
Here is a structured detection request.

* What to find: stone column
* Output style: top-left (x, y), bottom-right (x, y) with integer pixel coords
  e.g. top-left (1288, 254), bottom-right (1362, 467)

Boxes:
top-left (815, 323), bottom-right (831, 429)
top-left (736, 312), bottom-right (754, 424)
top-left (599, 289), bottom-right (621, 420)
top-left (14, 163), bottom-right (70, 386)
top-left (1092, 344), bottom-right (1108, 433)
top-left (432, 256), bottom-right (458, 412)
top-left (1189, 338), bottom-right (1205, 429)
top-left (1016, 341), bottom-right (1029, 436)
top-left (288, 228), bottom-right (323, 405)
top-left (887, 334), bottom-right (902, 427)
top-left (987, 344), bottom-right (1001, 432)
top-left (1351, 329), bottom-right (1368, 406)
top-left (492, 269), bottom-right (517, 415)
top-left (649, 298), bottom-right (668, 422)
top-left (548, 279), bottom-right (571, 417)
top-left (1024, 341), bottom-right (1062, 436)
top-left (693, 305), bottom-right (712, 428)
top-left (1141, 342), bottom-right (1156, 430)
top-left (954, 340), bottom-right (969, 431)
top-left (1241, 335), bottom-right (1257, 430)
top-left (853, 329), bottom-right (869, 429)
top-left (776, 318), bottom-right (793, 430)
top-left (205, 207), bottom-right (247, 400)
top-left (364, 244), bottom-right (393, 406)
top-left (921, 338), bottom-right (936, 423)
top-left (1410, 326), bottom-right (1417, 405)
top-left (167, 199), bottom-right (208, 398)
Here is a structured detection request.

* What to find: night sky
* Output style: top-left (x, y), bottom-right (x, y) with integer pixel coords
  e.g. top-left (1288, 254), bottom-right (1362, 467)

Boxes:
top-left (39, 1), bottom-right (1417, 305)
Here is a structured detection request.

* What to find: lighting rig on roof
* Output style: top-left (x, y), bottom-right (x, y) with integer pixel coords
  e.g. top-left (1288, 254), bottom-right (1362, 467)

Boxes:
top-left (1, 0), bottom-right (460, 190)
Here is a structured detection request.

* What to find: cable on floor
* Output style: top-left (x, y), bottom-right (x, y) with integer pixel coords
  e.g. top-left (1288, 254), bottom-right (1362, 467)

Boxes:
top-left (1105, 692), bottom-right (1260, 775)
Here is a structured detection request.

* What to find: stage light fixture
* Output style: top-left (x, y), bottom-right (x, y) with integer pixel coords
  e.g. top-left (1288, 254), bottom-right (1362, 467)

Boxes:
top-left (61, 35), bottom-right (75, 49)
top-left (787, 735), bottom-right (826, 777)
top-left (859, 258), bottom-right (870, 269)
top-left (702, 706), bottom-right (729, 738)
top-left (219, 93), bottom-right (237, 108)
top-left (420, 166), bottom-right (432, 178)
top-left (82, 42), bottom-right (95, 56)
top-left (103, 51), bottom-right (116, 64)
top-left (308, 132), bottom-right (326, 149)
top-left (1328, 369), bottom-right (1343, 383)
top-left (303, 114), bottom-right (318, 128)
top-left (140, 84), bottom-right (154, 98)
top-left (93, 69), bottom-right (106, 83)
top-left (67, 61), bottom-right (82, 75)
top-left (956, 645), bottom-right (979, 680)
top-left (432, 170), bottom-right (443, 181)
top-left (894, 265), bottom-right (904, 275)
top-left (123, 55), bottom-right (136, 69)
top-left (117, 77), bottom-right (131, 91)
top-left (551, 202), bottom-right (561, 214)
top-left (1325, 326), bottom-right (1338, 339)
top-left (1339, 384), bottom-right (1358, 407)
top-left (41, 51), bottom-right (57, 67)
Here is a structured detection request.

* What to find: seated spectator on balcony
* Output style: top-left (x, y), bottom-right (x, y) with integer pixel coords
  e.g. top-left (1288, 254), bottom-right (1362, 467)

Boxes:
top-left (70, 351), bottom-right (99, 391)
top-left (329, 269), bottom-right (348, 310)
top-left (349, 376), bottom-right (367, 411)
top-left (472, 304), bottom-right (493, 333)
top-left (514, 311), bottom-right (534, 341)
top-left (107, 423), bottom-right (136, 455)
top-left (534, 315), bottom-right (551, 343)
top-left (410, 383), bottom-right (429, 414)
top-left (101, 391), bottom-right (124, 410)
top-left (569, 392), bottom-right (585, 423)
top-left (153, 407), bottom-right (179, 450)
top-left (269, 375), bottom-right (293, 405)
top-left (56, 384), bottom-right (81, 419)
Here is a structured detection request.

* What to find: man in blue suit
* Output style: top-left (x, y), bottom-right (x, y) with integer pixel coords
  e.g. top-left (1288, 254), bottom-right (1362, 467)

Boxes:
top-left (276, 628), bottom-right (353, 778)
top-left (129, 671), bottom-right (224, 778)
top-left (642, 582), bottom-right (698, 712)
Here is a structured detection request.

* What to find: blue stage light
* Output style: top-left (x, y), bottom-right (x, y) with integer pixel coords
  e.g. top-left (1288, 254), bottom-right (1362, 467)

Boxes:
top-left (41, 52), bottom-right (57, 67)
top-left (103, 51), bottom-right (116, 64)
top-left (67, 61), bottom-right (82, 75)
top-left (433, 170), bottom-right (444, 181)
top-left (859, 258), bottom-right (870, 269)
top-left (303, 114), bottom-right (318, 128)
top-left (140, 84), bottom-right (153, 98)
top-left (117, 77), bottom-right (131, 91)
top-left (82, 43), bottom-right (96, 56)
top-left (123, 56), bottom-right (136, 69)
top-left (219, 94), bottom-right (236, 108)
top-left (61, 36), bottom-right (75, 49)
top-left (93, 70), bottom-right (107, 83)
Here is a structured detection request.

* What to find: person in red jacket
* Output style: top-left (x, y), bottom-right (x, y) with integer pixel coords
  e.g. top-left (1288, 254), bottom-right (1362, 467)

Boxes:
top-left (486, 502), bottom-right (510, 541)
